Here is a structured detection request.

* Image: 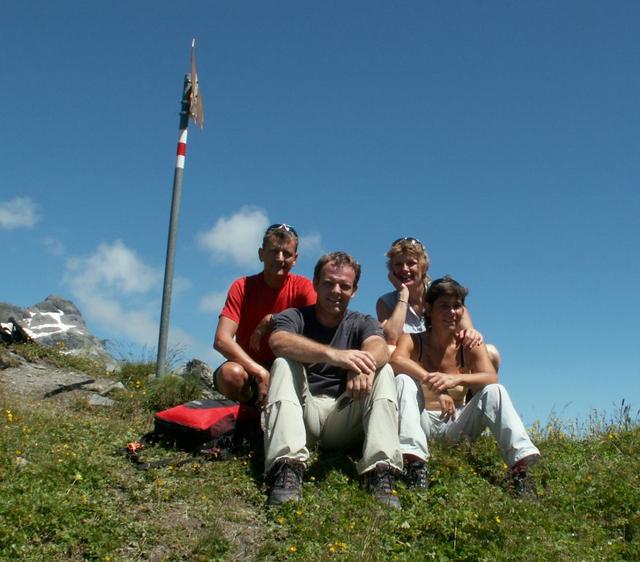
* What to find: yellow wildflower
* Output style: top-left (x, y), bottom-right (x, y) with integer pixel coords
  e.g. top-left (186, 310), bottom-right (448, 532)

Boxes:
top-left (495, 516), bottom-right (501, 524)
top-left (288, 544), bottom-right (297, 553)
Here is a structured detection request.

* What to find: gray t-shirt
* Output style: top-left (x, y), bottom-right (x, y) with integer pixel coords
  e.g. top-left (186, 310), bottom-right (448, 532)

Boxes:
top-left (272, 305), bottom-right (384, 398)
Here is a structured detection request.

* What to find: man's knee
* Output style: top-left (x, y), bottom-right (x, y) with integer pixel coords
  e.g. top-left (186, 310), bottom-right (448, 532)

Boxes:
top-left (267, 358), bottom-right (305, 402)
top-left (371, 364), bottom-right (398, 402)
top-left (216, 362), bottom-right (248, 389)
top-left (271, 356), bottom-right (294, 371)
top-left (215, 362), bottom-right (254, 402)
top-left (270, 357), bottom-right (303, 381)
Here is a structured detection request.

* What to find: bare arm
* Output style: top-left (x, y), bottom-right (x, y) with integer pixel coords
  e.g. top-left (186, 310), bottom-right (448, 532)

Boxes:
top-left (389, 333), bottom-right (430, 386)
top-left (214, 316), bottom-right (270, 381)
top-left (376, 274), bottom-right (410, 345)
top-left (376, 297), bottom-right (408, 346)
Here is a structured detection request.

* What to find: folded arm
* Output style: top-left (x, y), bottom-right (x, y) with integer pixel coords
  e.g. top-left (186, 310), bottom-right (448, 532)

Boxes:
top-left (426, 344), bottom-right (497, 393)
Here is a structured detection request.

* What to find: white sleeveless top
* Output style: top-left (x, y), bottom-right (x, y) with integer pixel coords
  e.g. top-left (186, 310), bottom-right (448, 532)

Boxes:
top-left (379, 291), bottom-right (426, 334)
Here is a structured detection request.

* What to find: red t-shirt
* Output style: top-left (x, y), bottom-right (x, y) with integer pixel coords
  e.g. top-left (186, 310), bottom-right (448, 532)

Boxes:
top-left (219, 273), bottom-right (316, 364)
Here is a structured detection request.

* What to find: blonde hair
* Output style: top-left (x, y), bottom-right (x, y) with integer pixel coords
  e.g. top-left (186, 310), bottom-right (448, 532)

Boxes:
top-left (385, 238), bottom-right (431, 286)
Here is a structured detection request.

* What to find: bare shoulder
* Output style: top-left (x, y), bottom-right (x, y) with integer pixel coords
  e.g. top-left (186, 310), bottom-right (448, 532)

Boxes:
top-left (376, 297), bottom-right (391, 321)
top-left (463, 343), bottom-right (496, 374)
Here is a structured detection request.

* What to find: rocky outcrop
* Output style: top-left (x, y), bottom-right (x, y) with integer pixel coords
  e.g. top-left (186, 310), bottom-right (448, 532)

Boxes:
top-left (0, 296), bottom-right (118, 371)
top-left (0, 348), bottom-right (123, 406)
top-left (182, 358), bottom-right (221, 399)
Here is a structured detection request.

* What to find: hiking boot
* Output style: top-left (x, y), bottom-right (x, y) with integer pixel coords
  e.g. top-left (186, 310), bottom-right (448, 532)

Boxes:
top-left (404, 460), bottom-right (429, 490)
top-left (363, 462), bottom-right (402, 510)
top-left (267, 459), bottom-right (305, 506)
top-left (511, 470), bottom-right (538, 499)
top-left (510, 460), bottom-right (538, 499)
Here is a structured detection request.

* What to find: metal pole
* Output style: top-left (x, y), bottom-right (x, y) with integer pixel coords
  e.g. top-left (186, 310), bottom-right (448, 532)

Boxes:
top-left (156, 74), bottom-right (192, 377)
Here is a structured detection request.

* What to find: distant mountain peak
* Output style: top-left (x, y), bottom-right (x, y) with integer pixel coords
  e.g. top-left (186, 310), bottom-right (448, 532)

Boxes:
top-left (0, 297), bottom-right (118, 371)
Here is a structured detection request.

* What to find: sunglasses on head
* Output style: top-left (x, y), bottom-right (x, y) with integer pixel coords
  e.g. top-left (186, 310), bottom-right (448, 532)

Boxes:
top-left (392, 237), bottom-right (424, 248)
top-left (265, 223), bottom-right (298, 237)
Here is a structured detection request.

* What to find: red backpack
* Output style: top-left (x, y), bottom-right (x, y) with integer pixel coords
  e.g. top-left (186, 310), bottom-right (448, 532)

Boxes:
top-left (125, 399), bottom-right (261, 470)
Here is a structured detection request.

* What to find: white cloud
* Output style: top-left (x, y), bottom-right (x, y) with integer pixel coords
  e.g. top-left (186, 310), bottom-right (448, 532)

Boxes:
top-left (199, 291), bottom-right (227, 314)
top-left (298, 233), bottom-right (323, 257)
top-left (63, 240), bottom-right (193, 349)
top-left (65, 240), bottom-right (160, 295)
top-left (197, 206), bottom-right (268, 268)
top-left (0, 196), bottom-right (40, 230)
top-left (43, 236), bottom-right (65, 256)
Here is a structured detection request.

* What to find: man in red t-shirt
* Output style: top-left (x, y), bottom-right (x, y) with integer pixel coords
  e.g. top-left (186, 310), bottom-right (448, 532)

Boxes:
top-left (213, 224), bottom-right (316, 404)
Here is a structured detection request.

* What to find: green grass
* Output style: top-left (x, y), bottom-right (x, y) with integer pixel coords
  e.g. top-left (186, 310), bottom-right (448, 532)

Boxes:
top-left (1, 346), bottom-right (639, 560)
top-left (4, 341), bottom-right (109, 378)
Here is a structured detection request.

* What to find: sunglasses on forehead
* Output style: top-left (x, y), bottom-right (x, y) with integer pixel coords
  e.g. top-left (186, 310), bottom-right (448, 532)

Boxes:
top-left (265, 223), bottom-right (298, 237)
top-left (392, 237), bottom-right (424, 248)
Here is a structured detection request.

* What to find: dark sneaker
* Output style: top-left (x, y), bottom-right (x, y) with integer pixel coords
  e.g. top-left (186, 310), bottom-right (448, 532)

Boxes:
top-left (267, 459), bottom-right (305, 506)
top-left (404, 460), bottom-right (429, 490)
top-left (363, 462), bottom-right (402, 510)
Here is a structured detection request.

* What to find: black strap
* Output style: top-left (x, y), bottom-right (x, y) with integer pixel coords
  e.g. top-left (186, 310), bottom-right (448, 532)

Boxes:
top-left (124, 433), bottom-right (237, 471)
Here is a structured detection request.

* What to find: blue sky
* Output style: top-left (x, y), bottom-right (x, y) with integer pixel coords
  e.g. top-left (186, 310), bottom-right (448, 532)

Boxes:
top-left (2, 2), bottom-right (639, 425)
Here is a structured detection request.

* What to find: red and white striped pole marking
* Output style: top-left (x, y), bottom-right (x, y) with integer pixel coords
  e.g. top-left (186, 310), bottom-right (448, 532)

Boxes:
top-left (176, 129), bottom-right (188, 170)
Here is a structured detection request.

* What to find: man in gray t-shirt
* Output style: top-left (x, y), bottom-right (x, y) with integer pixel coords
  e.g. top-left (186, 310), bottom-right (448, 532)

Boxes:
top-left (272, 305), bottom-right (383, 397)
top-left (263, 252), bottom-right (403, 509)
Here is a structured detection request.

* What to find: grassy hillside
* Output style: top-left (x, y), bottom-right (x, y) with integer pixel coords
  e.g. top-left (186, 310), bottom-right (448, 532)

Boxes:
top-left (1, 345), bottom-right (638, 561)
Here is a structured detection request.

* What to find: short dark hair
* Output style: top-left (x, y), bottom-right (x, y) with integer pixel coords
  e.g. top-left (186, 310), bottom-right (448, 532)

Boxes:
top-left (313, 251), bottom-right (361, 288)
top-left (425, 276), bottom-right (468, 306)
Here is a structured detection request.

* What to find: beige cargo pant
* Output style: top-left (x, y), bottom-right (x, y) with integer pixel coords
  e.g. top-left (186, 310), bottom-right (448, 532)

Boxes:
top-left (263, 357), bottom-right (403, 475)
